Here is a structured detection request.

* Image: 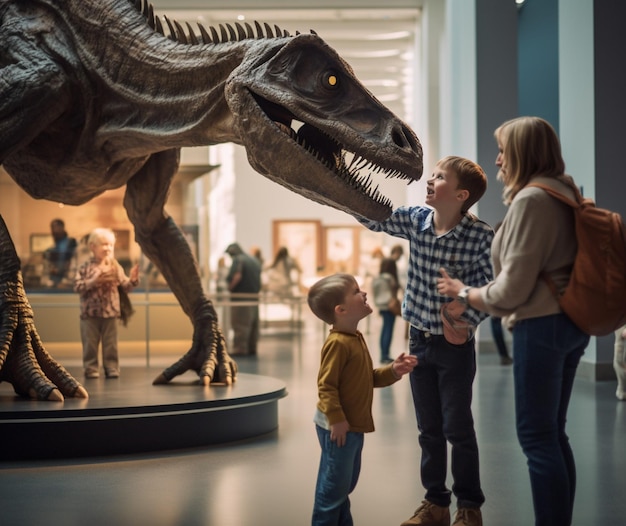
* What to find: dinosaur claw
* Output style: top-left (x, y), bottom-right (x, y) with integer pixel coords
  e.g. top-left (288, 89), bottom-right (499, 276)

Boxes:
top-left (46, 389), bottom-right (64, 402)
top-left (152, 373), bottom-right (169, 385)
top-left (74, 386), bottom-right (89, 399)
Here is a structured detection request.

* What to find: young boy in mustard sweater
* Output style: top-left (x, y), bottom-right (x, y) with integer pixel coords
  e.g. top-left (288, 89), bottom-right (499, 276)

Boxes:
top-left (307, 273), bottom-right (417, 525)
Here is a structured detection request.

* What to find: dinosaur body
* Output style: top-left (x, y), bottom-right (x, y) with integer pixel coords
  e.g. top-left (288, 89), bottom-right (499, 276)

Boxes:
top-left (0, 0), bottom-right (422, 400)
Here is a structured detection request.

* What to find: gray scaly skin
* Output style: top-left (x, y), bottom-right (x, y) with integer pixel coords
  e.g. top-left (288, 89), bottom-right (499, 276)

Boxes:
top-left (0, 0), bottom-right (423, 399)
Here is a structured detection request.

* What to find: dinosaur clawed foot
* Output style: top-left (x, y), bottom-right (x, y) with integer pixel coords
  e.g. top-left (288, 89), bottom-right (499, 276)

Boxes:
top-left (153, 317), bottom-right (237, 386)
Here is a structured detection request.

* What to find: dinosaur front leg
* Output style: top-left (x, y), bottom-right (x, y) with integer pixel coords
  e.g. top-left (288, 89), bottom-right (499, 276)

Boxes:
top-left (124, 150), bottom-right (237, 385)
top-left (0, 216), bottom-right (88, 401)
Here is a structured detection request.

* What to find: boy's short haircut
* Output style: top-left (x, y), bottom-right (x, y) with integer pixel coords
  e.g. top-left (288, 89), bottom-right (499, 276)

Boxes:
top-left (308, 273), bottom-right (355, 325)
top-left (438, 155), bottom-right (487, 212)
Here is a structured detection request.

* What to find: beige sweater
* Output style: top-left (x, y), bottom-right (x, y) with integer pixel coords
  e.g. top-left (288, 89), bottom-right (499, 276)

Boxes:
top-left (481, 175), bottom-right (577, 329)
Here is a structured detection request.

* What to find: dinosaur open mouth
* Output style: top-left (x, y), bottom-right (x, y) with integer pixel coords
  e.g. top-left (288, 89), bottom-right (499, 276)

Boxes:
top-left (252, 93), bottom-right (393, 211)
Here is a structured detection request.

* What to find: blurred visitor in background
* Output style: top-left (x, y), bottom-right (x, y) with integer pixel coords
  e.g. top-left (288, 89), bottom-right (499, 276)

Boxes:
top-left (265, 246), bottom-right (302, 298)
top-left (44, 218), bottom-right (77, 288)
top-left (226, 242), bottom-right (262, 356)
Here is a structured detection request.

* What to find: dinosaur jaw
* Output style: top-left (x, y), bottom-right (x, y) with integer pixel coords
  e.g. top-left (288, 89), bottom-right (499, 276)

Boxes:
top-left (236, 91), bottom-right (419, 222)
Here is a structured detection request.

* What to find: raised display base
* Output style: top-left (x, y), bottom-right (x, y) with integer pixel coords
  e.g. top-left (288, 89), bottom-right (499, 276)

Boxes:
top-left (0, 368), bottom-right (287, 461)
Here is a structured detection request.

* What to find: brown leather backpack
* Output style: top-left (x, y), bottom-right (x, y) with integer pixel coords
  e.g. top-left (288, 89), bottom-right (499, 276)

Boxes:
top-left (529, 181), bottom-right (626, 336)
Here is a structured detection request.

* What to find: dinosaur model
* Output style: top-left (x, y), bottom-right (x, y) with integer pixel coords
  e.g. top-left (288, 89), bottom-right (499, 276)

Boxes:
top-left (0, 0), bottom-right (423, 400)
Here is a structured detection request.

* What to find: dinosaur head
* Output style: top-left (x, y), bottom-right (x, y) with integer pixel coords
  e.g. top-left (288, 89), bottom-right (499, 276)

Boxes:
top-left (226, 32), bottom-right (423, 221)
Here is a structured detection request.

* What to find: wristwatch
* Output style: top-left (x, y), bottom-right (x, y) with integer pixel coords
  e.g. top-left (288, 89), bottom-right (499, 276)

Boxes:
top-left (457, 286), bottom-right (472, 306)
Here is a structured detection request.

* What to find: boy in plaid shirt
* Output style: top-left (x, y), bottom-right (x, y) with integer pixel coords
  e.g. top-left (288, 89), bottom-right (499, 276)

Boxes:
top-left (355, 156), bottom-right (494, 526)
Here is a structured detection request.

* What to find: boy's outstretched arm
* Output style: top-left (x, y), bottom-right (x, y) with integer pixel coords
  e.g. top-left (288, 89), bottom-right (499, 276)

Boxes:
top-left (392, 352), bottom-right (418, 377)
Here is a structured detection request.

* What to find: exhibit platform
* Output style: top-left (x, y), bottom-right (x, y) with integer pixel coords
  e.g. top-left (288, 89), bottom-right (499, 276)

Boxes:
top-left (0, 367), bottom-right (287, 461)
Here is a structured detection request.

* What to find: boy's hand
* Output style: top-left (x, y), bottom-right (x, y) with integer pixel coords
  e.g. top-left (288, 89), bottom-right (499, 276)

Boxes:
top-left (437, 268), bottom-right (465, 298)
top-left (330, 420), bottom-right (350, 447)
top-left (392, 352), bottom-right (418, 377)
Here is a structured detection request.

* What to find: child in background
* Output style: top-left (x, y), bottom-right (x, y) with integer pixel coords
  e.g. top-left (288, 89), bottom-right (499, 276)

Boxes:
top-left (74, 228), bottom-right (139, 379)
top-left (307, 273), bottom-right (417, 525)
top-left (372, 257), bottom-right (401, 363)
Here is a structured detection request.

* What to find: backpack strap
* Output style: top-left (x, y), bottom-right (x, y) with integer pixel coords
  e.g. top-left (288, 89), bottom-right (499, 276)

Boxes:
top-left (526, 181), bottom-right (582, 208)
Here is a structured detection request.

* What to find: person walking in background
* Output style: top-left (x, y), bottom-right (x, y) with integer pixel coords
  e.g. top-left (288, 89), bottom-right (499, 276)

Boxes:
top-left (74, 228), bottom-right (139, 379)
top-left (307, 273), bottom-right (416, 526)
top-left (363, 246), bottom-right (385, 294)
top-left (354, 155), bottom-right (494, 526)
top-left (391, 243), bottom-right (410, 339)
top-left (437, 117), bottom-right (590, 526)
top-left (44, 218), bottom-right (78, 288)
top-left (372, 257), bottom-right (401, 363)
top-left (390, 243), bottom-right (408, 291)
top-left (225, 242), bottom-right (262, 356)
top-left (265, 246), bottom-right (302, 298)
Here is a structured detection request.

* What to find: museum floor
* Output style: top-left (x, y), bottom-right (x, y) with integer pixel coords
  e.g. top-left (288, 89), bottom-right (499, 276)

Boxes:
top-left (1, 310), bottom-right (625, 526)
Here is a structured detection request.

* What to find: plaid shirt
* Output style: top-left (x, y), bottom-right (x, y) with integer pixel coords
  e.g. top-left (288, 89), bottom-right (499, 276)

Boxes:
top-left (358, 206), bottom-right (494, 334)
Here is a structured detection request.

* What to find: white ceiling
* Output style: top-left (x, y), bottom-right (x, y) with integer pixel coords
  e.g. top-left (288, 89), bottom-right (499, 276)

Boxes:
top-left (159, 8), bottom-right (420, 120)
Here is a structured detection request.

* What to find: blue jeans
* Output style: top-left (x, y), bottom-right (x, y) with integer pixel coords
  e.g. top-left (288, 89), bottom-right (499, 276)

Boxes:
top-left (513, 314), bottom-right (588, 526)
top-left (312, 426), bottom-right (364, 526)
top-left (408, 327), bottom-right (484, 509)
top-left (379, 310), bottom-right (396, 361)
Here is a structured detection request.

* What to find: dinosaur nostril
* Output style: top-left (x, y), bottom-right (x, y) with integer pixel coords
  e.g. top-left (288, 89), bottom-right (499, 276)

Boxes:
top-left (392, 125), bottom-right (422, 156)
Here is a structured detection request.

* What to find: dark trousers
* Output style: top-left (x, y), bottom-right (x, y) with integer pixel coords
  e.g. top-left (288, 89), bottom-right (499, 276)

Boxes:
top-left (379, 310), bottom-right (396, 361)
top-left (490, 315), bottom-right (511, 358)
top-left (408, 327), bottom-right (485, 509)
top-left (230, 304), bottom-right (259, 355)
top-left (512, 314), bottom-right (588, 526)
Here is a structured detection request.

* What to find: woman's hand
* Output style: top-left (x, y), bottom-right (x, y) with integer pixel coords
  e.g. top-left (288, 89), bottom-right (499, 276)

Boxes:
top-left (437, 268), bottom-right (465, 298)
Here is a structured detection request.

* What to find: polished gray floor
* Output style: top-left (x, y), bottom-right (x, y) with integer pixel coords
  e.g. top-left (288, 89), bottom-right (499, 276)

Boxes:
top-left (1, 311), bottom-right (625, 526)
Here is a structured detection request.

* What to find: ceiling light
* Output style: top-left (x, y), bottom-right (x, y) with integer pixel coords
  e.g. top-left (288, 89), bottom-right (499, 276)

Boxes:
top-left (365, 31), bottom-right (412, 41)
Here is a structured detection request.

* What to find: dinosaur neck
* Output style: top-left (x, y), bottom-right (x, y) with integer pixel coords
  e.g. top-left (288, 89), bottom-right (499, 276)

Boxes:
top-left (51, 0), bottom-right (275, 149)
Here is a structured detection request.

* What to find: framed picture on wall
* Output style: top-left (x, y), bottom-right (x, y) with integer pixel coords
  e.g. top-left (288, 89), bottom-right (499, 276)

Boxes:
top-left (323, 226), bottom-right (361, 275)
top-left (272, 220), bottom-right (322, 280)
top-left (29, 233), bottom-right (54, 254)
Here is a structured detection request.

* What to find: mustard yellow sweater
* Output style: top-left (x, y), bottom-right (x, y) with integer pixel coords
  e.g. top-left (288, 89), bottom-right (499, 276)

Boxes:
top-left (316, 329), bottom-right (398, 433)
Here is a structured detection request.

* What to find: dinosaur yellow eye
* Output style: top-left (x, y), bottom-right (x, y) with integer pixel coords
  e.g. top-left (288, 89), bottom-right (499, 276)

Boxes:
top-left (324, 71), bottom-right (339, 89)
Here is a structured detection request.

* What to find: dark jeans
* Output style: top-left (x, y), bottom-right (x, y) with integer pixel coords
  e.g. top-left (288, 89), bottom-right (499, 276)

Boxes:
top-left (379, 309), bottom-right (396, 361)
top-left (490, 315), bottom-right (511, 358)
top-left (408, 327), bottom-right (484, 509)
top-left (312, 426), bottom-right (364, 526)
top-left (512, 314), bottom-right (588, 526)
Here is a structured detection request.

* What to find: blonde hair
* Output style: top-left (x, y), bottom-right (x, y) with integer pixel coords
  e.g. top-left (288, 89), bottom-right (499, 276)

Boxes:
top-left (437, 155), bottom-right (487, 212)
top-left (307, 273), bottom-right (355, 325)
top-left (88, 228), bottom-right (116, 247)
top-left (495, 116), bottom-right (565, 205)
